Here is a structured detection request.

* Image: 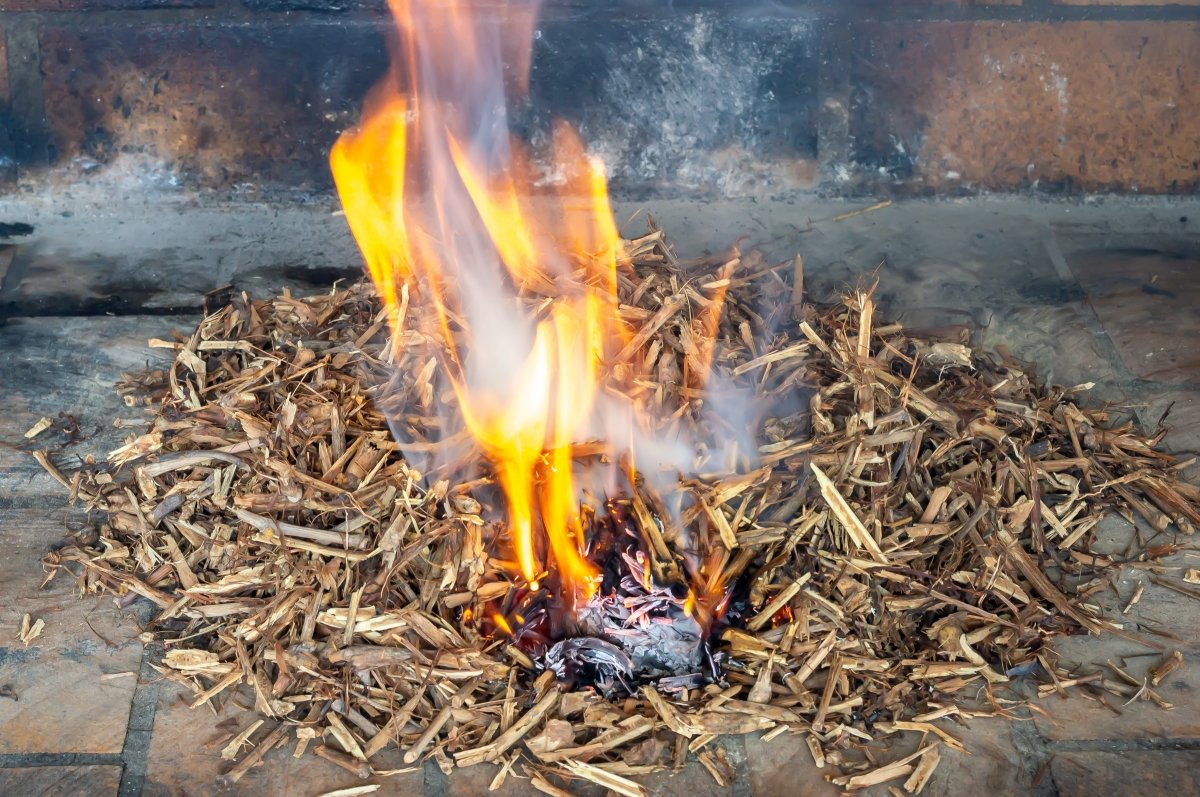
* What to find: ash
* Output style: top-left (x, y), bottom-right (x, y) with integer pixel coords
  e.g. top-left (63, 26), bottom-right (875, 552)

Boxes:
top-left (545, 550), bottom-right (709, 698)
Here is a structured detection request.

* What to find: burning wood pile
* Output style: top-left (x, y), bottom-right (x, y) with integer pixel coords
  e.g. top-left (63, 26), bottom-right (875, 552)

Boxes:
top-left (40, 223), bottom-right (1198, 792)
top-left (33, 0), bottom-right (1200, 792)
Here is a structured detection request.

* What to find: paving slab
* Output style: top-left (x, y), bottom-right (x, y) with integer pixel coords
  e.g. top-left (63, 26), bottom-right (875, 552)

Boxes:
top-left (1050, 750), bottom-right (1200, 797)
top-left (978, 300), bottom-right (1127, 394)
top-left (1, 196), bottom-right (1197, 795)
top-left (445, 760), bottom-right (607, 797)
top-left (640, 741), bottom-right (744, 797)
top-left (0, 315), bottom-right (195, 503)
top-left (1135, 389), bottom-right (1200, 457)
top-left (443, 761), bottom-right (534, 797)
top-left (1088, 516), bottom-right (1199, 625)
top-left (1064, 245), bottom-right (1200, 385)
top-left (747, 718), bottom-right (1033, 797)
top-left (0, 765), bottom-right (122, 797)
top-left (442, 748), bottom-right (741, 797)
top-left (913, 719), bottom-right (1033, 797)
top-left (142, 682), bottom-right (425, 797)
top-left (1033, 642), bottom-right (1200, 742)
top-left (0, 511), bottom-right (143, 755)
top-left (744, 731), bottom-right (841, 797)
top-left (0, 316), bottom-right (152, 757)
top-left (1030, 514), bottom-right (1200, 742)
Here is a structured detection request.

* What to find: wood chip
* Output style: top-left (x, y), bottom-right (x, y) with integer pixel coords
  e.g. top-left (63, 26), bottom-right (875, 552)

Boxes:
top-left (16, 614), bottom-right (44, 646)
top-left (903, 745), bottom-right (941, 794)
top-left (220, 720), bottom-right (265, 760)
top-left (811, 464), bottom-right (887, 563)
top-left (316, 787), bottom-right (381, 797)
top-left (24, 417), bottom-right (54, 439)
top-left (32, 225), bottom-right (1198, 793)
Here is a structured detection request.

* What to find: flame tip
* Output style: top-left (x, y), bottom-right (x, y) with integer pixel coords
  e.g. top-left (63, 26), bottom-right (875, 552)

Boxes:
top-left (334, 0), bottom-right (624, 612)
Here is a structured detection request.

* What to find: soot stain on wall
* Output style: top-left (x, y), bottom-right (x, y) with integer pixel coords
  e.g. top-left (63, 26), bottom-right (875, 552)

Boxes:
top-left (39, 22), bottom-right (389, 191)
top-left (527, 12), bottom-right (819, 196)
top-left (12, 9), bottom-right (1200, 197)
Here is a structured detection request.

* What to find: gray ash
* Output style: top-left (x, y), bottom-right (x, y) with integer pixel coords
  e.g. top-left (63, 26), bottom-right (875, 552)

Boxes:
top-left (544, 572), bottom-right (711, 698)
top-left (501, 501), bottom-right (719, 699)
top-left (571, 551), bottom-right (706, 676)
top-left (544, 637), bottom-right (634, 696)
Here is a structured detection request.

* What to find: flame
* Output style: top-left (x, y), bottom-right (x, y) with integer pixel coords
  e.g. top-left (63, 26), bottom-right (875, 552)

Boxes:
top-left (331, 0), bottom-right (634, 604)
top-left (492, 613), bottom-right (514, 637)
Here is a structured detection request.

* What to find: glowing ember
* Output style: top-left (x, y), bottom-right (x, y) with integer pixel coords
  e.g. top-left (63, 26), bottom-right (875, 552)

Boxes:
top-left (491, 612), bottom-right (514, 637)
top-left (330, 0), bottom-right (647, 608)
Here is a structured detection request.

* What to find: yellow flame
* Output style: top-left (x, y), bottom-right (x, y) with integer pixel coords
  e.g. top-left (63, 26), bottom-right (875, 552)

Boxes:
top-left (492, 613), bottom-right (514, 637)
top-left (331, 0), bottom-right (634, 603)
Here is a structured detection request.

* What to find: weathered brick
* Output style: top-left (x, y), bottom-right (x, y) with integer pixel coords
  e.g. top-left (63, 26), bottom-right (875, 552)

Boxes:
top-left (34, 12), bottom-right (819, 196)
top-left (238, 0), bottom-right (1015, 11)
top-left (38, 23), bottom-right (388, 191)
top-left (0, 23), bottom-right (11, 183)
top-left (849, 22), bottom-right (1200, 194)
top-left (0, 25), bottom-right (8, 100)
top-left (1051, 750), bottom-right (1200, 797)
top-left (242, 0), bottom-right (382, 9)
top-left (0, 766), bottom-right (122, 797)
top-left (531, 13), bottom-right (818, 196)
top-left (1056, 0), bottom-right (1200, 5)
top-left (888, 0), bottom-right (1024, 4)
top-left (142, 682), bottom-right (425, 797)
top-left (1, 0), bottom-right (209, 9)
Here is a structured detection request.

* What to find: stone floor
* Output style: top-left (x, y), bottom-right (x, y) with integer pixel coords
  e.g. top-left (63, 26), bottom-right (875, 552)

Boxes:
top-left (1, 195), bottom-right (1198, 796)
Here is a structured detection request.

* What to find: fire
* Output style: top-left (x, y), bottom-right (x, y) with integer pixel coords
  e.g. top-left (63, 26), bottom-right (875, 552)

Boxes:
top-left (492, 613), bottom-right (514, 637)
top-left (331, 0), bottom-right (633, 604)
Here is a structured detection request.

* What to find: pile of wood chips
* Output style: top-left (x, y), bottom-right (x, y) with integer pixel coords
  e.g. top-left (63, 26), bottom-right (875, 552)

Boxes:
top-left (39, 224), bottom-right (1199, 794)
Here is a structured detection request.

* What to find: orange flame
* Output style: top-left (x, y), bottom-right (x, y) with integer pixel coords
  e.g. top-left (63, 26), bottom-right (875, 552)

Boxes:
top-left (492, 613), bottom-right (514, 637)
top-left (331, 0), bottom-right (633, 604)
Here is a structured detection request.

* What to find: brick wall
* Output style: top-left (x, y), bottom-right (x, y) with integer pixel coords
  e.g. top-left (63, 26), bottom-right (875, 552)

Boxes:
top-left (0, 27), bottom-right (10, 186)
top-left (851, 20), bottom-right (1200, 193)
top-left (0, 0), bottom-right (1197, 197)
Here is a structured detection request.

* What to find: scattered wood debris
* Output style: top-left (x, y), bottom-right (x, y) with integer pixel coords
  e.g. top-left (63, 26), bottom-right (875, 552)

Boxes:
top-left (38, 223), bottom-right (1197, 791)
top-left (99, 671), bottom-right (137, 682)
top-left (221, 719), bottom-right (266, 761)
top-left (831, 199), bottom-right (893, 223)
top-left (17, 613), bottom-right (44, 646)
top-left (317, 786), bottom-right (381, 797)
top-left (24, 416), bottom-right (54, 439)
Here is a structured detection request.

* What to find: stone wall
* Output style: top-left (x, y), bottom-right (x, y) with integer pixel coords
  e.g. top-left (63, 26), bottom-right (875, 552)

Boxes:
top-left (0, 0), bottom-right (1197, 197)
top-left (849, 19), bottom-right (1200, 194)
